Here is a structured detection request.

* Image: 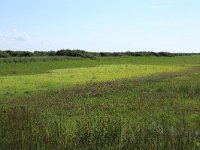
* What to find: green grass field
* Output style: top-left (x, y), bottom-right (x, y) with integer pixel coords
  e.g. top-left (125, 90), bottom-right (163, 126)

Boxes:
top-left (0, 55), bottom-right (199, 76)
top-left (0, 64), bottom-right (186, 99)
top-left (0, 56), bottom-right (200, 149)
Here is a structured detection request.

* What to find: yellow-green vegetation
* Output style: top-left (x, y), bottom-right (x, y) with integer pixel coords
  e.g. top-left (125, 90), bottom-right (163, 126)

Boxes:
top-left (0, 64), bottom-right (186, 99)
top-left (0, 56), bottom-right (200, 149)
top-left (0, 55), bottom-right (200, 76)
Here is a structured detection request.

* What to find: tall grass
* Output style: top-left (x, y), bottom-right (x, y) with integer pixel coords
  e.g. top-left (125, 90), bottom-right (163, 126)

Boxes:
top-left (0, 66), bottom-right (200, 149)
top-left (1, 109), bottom-right (200, 149)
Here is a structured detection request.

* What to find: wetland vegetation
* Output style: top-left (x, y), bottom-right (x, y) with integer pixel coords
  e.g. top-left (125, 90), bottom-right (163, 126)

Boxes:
top-left (0, 54), bottom-right (200, 149)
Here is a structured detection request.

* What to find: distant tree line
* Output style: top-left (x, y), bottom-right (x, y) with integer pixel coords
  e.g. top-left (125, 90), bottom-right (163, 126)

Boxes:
top-left (0, 49), bottom-right (199, 58)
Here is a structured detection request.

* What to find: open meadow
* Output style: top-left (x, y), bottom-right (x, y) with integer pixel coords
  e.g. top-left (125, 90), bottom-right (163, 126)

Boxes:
top-left (0, 55), bottom-right (200, 149)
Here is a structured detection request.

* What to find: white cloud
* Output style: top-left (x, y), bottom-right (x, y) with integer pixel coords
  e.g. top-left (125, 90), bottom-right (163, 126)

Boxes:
top-left (0, 30), bottom-right (31, 42)
top-left (40, 40), bottom-right (54, 45)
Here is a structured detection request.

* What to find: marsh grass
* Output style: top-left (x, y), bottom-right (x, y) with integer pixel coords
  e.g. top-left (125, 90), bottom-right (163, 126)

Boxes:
top-left (1, 109), bottom-right (200, 149)
top-left (0, 64), bottom-right (186, 99)
top-left (0, 55), bottom-right (200, 76)
top-left (0, 56), bottom-right (200, 149)
top-left (0, 66), bottom-right (200, 149)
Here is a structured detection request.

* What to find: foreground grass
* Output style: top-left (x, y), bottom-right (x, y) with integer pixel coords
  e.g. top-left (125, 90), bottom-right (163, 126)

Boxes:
top-left (0, 66), bottom-right (200, 149)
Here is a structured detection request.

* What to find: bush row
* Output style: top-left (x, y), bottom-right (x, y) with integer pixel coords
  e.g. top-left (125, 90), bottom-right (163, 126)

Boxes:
top-left (0, 49), bottom-right (199, 58)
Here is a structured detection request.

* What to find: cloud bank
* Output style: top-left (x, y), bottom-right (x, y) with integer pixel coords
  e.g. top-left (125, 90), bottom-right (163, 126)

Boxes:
top-left (0, 30), bottom-right (30, 42)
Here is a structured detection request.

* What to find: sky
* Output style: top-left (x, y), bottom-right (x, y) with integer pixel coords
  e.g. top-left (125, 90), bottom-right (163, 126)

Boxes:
top-left (0, 0), bottom-right (200, 53)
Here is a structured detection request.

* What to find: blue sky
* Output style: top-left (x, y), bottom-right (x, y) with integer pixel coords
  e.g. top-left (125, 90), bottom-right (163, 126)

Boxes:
top-left (0, 0), bottom-right (200, 52)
